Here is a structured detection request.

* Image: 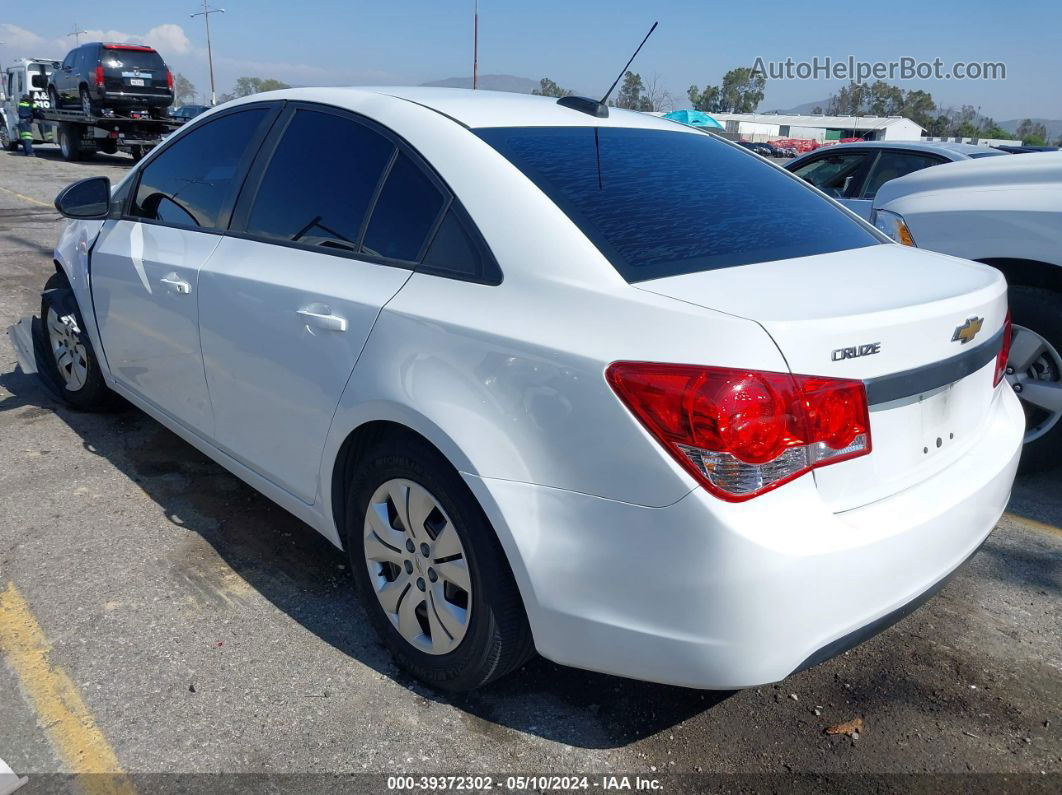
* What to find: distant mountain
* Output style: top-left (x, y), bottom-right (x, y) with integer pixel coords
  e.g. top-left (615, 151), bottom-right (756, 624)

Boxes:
top-left (765, 98), bottom-right (832, 115)
top-left (421, 74), bottom-right (540, 94)
top-left (999, 118), bottom-right (1062, 141)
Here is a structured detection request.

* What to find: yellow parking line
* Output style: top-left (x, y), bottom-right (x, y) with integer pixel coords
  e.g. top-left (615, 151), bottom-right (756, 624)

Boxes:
top-left (0, 583), bottom-right (135, 795)
top-left (1002, 512), bottom-right (1062, 539)
top-left (0, 184), bottom-right (52, 209)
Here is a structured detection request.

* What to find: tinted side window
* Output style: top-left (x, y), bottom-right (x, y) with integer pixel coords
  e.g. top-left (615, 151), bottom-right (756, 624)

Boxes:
top-left (860, 151), bottom-right (944, 198)
top-left (246, 109), bottom-right (394, 251)
top-left (362, 152), bottom-right (445, 261)
top-left (420, 209), bottom-right (492, 281)
top-left (131, 108), bottom-right (268, 230)
top-left (791, 152), bottom-right (867, 197)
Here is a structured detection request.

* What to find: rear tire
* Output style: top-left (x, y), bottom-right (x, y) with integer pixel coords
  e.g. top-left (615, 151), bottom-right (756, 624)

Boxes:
top-left (346, 434), bottom-right (534, 691)
top-left (40, 272), bottom-right (119, 411)
top-left (58, 125), bottom-right (81, 162)
top-left (1007, 286), bottom-right (1062, 473)
top-left (79, 87), bottom-right (99, 117)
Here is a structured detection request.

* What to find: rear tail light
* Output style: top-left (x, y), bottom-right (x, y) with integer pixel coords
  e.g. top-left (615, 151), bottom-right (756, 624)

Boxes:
top-left (95, 65), bottom-right (104, 87)
top-left (606, 363), bottom-right (872, 502)
top-left (166, 70), bottom-right (174, 90)
top-left (993, 310), bottom-right (1012, 387)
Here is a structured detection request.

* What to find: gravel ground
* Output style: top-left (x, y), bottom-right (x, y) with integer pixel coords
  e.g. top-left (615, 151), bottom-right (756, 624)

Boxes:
top-left (0, 145), bottom-right (1059, 791)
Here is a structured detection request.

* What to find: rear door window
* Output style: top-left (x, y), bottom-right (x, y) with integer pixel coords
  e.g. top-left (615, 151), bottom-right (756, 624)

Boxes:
top-left (791, 151), bottom-right (870, 197)
top-left (362, 152), bottom-right (446, 262)
top-left (477, 126), bottom-right (880, 282)
top-left (131, 108), bottom-right (270, 231)
top-left (245, 108), bottom-right (395, 252)
top-left (860, 151), bottom-right (945, 198)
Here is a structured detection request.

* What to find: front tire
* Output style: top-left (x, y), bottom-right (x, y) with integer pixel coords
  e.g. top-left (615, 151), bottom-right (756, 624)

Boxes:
top-left (346, 435), bottom-right (533, 691)
top-left (40, 273), bottom-right (118, 411)
top-left (1007, 286), bottom-right (1062, 473)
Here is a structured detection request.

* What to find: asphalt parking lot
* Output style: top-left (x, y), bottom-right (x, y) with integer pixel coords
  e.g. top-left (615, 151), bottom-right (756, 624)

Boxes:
top-left (1, 145), bottom-right (1060, 789)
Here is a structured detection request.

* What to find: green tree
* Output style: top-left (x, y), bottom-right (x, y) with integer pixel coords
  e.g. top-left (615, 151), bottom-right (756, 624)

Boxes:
top-left (688, 66), bottom-right (765, 113)
top-left (1016, 118), bottom-right (1048, 145)
top-left (615, 71), bottom-right (652, 111)
top-left (231, 76), bottom-right (292, 98)
top-left (173, 73), bottom-right (196, 106)
top-left (531, 78), bottom-right (572, 98)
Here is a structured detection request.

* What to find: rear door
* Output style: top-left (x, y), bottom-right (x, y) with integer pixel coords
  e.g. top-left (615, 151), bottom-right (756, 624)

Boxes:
top-left (198, 103), bottom-right (447, 503)
top-left (788, 149), bottom-right (875, 217)
top-left (91, 105), bottom-right (278, 436)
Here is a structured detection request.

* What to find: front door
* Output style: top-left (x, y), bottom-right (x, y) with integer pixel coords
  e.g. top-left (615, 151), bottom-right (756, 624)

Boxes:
top-left (198, 105), bottom-right (448, 502)
top-left (90, 106), bottom-right (276, 435)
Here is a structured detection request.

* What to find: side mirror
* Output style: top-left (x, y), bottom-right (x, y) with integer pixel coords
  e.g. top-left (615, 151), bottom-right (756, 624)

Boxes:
top-left (54, 177), bottom-right (111, 220)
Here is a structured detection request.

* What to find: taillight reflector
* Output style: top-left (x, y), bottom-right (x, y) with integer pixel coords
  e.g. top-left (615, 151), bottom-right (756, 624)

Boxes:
top-left (993, 310), bottom-right (1012, 387)
top-left (166, 70), bottom-right (174, 89)
top-left (606, 362), bottom-right (872, 502)
top-left (95, 65), bottom-right (104, 87)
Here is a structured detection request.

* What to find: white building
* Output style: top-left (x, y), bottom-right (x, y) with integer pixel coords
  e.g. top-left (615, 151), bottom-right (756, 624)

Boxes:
top-left (708, 113), bottom-right (925, 143)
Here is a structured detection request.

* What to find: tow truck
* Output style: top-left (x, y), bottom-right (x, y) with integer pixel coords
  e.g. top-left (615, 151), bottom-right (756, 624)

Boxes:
top-left (3, 57), bottom-right (183, 161)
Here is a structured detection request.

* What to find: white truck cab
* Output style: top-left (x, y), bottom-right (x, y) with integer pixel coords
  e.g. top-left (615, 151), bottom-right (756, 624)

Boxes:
top-left (1, 57), bottom-right (59, 150)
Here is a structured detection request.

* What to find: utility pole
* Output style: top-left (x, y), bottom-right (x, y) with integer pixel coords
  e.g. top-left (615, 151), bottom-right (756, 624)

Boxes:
top-left (472, 0), bottom-right (479, 89)
top-left (67, 24), bottom-right (87, 46)
top-left (190, 2), bottom-right (225, 105)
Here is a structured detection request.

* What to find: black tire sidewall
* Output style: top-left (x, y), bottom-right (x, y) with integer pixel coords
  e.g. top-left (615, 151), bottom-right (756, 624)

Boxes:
top-left (345, 439), bottom-right (516, 691)
top-left (1009, 286), bottom-right (1062, 472)
top-left (40, 273), bottom-right (113, 410)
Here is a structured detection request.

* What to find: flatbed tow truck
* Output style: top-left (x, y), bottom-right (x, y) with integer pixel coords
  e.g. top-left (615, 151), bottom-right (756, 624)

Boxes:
top-left (3, 57), bottom-right (183, 161)
top-left (38, 107), bottom-right (183, 162)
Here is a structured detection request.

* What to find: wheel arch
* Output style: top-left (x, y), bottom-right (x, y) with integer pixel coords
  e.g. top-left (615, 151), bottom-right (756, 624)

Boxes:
top-left (977, 258), bottom-right (1062, 294)
top-left (326, 412), bottom-right (479, 552)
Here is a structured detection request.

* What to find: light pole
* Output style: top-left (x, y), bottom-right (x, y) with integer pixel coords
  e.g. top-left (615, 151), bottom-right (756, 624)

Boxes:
top-left (190, 2), bottom-right (225, 105)
top-left (472, 0), bottom-right (478, 89)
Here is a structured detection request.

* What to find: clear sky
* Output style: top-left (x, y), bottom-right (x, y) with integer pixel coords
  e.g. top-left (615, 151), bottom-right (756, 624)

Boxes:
top-left (2, 1), bottom-right (1059, 120)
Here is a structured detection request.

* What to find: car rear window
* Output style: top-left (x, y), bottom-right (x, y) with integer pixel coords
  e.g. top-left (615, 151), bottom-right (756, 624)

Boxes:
top-left (475, 126), bottom-right (881, 282)
top-left (101, 47), bottom-right (165, 71)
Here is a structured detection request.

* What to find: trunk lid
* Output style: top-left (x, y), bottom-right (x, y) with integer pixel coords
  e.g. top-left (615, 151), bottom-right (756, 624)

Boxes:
top-left (637, 245), bottom-right (1008, 510)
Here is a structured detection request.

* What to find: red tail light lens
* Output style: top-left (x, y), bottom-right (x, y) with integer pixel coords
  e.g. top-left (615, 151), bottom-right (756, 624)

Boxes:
top-left (95, 65), bottom-right (104, 87)
top-left (166, 70), bottom-right (174, 90)
top-left (993, 310), bottom-right (1012, 387)
top-left (606, 363), bottom-right (872, 501)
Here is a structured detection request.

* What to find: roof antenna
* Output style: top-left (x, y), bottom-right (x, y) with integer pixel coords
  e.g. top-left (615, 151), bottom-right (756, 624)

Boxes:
top-left (557, 21), bottom-right (658, 118)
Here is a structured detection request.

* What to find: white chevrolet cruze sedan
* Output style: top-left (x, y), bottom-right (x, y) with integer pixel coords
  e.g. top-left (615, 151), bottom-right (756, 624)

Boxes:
top-left (27, 87), bottom-right (1024, 691)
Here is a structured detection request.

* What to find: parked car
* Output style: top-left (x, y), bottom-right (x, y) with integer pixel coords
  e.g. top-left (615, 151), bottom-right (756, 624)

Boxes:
top-left (872, 152), bottom-right (1062, 471)
top-left (170, 104), bottom-right (210, 122)
top-left (786, 141), bottom-right (1008, 219)
top-left (21, 87), bottom-right (1022, 692)
top-left (48, 42), bottom-right (174, 117)
top-left (737, 140), bottom-right (775, 157)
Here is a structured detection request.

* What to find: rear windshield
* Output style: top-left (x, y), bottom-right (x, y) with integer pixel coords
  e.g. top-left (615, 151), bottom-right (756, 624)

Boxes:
top-left (100, 48), bottom-right (165, 71)
top-left (475, 126), bottom-right (881, 282)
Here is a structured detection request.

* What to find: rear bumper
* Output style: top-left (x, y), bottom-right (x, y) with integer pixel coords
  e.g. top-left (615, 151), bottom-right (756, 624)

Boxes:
top-left (99, 90), bottom-right (173, 107)
top-left (464, 385), bottom-right (1024, 689)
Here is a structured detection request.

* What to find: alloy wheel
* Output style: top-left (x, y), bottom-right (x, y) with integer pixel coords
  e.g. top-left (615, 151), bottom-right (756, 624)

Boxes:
top-left (363, 478), bottom-right (472, 655)
top-left (46, 306), bottom-right (89, 391)
top-left (1006, 323), bottom-right (1062, 443)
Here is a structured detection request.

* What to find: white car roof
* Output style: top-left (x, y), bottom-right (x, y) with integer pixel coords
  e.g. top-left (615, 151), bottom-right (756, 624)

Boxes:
top-left (222, 86), bottom-right (696, 132)
top-left (875, 150), bottom-right (1062, 208)
top-left (789, 139), bottom-right (1006, 165)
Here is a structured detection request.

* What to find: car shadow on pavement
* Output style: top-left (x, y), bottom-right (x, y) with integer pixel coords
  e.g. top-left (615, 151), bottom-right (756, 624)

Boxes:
top-left (0, 364), bottom-right (728, 749)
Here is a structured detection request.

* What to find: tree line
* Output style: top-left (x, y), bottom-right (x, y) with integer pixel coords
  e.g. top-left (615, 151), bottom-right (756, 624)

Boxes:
top-left (170, 74), bottom-right (292, 106)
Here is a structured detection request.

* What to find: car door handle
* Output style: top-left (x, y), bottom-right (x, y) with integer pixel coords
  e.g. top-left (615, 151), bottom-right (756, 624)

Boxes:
top-left (296, 307), bottom-right (347, 332)
top-left (159, 274), bottom-right (191, 294)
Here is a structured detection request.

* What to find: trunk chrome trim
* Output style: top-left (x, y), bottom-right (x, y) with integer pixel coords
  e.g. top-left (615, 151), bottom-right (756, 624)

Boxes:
top-left (864, 325), bottom-right (1005, 406)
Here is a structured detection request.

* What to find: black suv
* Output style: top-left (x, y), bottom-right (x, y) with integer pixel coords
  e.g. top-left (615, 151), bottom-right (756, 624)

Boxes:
top-left (49, 42), bottom-right (174, 117)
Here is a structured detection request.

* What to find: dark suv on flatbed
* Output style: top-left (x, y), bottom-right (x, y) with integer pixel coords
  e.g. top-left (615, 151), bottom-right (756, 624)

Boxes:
top-left (48, 42), bottom-right (174, 117)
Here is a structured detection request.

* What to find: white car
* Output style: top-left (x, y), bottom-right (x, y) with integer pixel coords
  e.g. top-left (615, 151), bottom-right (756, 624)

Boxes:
top-left (14, 88), bottom-right (1024, 691)
top-left (873, 152), bottom-right (1062, 471)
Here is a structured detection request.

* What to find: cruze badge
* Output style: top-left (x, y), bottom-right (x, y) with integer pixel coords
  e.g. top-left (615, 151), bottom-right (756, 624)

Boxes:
top-left (951, 317), bottom-right (984, 345)
top-left (831, 342), bottom-right (881, 361)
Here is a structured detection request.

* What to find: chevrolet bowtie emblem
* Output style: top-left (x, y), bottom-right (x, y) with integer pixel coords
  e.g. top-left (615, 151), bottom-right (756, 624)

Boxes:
top-left (951, 316), bottom-right (984, 345)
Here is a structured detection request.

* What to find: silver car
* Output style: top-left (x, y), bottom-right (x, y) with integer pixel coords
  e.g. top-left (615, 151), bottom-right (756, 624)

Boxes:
top-left (786, 141), bottom-right (1007, 219)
